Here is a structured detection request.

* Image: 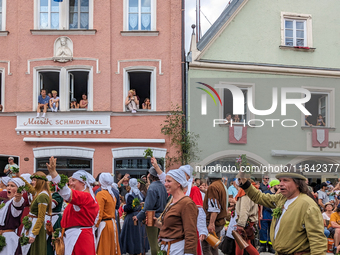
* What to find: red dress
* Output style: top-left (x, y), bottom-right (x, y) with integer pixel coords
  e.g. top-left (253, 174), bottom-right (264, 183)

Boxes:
top-left (189, 186), bottom-right (203, 255)
top-left (61, 189), bottom-right (99, 255)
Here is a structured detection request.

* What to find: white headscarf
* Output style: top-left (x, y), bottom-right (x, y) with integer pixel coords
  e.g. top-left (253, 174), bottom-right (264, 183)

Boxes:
top-left (99, 173), bottom-right (116, 202)
top-left (179, 165), bottom-right (193, 196)
top-left (112, 183), bottom-right (118, 191)
top-left (167, 169), bottom-right (188, 188)
top-left (126, 178), bottom-right (143, 202)
top-left (20, 174), bottom-right (32, 184)
top-left (46, 175), bottom-right (52, 182)
top-left (0, 177), bottom-right (25, 226)
top-left (72, 170), bottom-right (96, 201)
top-left (1, 177), bottom-right (10, 186)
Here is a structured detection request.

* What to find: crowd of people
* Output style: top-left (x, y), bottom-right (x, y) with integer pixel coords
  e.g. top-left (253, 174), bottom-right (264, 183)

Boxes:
top-left (0, 158), bottom-right (333, 255)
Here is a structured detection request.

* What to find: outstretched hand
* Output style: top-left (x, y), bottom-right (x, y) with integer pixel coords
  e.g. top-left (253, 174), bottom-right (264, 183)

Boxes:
top-left (46, 156), bottom-right (58, 178)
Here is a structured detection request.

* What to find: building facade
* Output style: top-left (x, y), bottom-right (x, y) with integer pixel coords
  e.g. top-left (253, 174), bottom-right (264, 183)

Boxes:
top-left (0, 0), bottom-right (183, 178)
top-left (188, 0), bottom-right (340, 183)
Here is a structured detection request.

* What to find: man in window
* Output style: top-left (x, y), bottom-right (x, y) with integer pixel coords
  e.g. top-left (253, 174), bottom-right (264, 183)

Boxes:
top-left (4, 157), bottom-right (18, 177)
top-left (37, 89), bottom-right (50, 118)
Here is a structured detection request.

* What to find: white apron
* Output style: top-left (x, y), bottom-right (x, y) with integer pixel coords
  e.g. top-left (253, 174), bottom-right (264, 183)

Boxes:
top-left (44, 213), bottom-right (60, 240)
top-left (21, 216), bottom-right (38, 255)
top-left (95, 219), bottom-right (118, 254)
top-left (160, 239), bottom-right (185, 255)
top-left (0, 232), bottom-right (19, 255)
top-left (64, 226), bottom-right (94, 255)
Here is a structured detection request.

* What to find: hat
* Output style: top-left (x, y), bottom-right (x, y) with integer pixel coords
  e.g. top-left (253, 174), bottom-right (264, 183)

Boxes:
top-left (71, 98), bottom-right (77, 102)
top-left (149, 164), bottom-right (162, 177)
top-left (321, 182), bottom-right (328, 187)
top-left (250, 176), bottom-right (256, 182)
top-left (325, 202), bottom-right (334, 209)
top-left (269, 180), bottom-right (280, 187)
top-left (167, 169), bottom-right (188, 188)
top-left (275, 164), bottom-right (307, 181)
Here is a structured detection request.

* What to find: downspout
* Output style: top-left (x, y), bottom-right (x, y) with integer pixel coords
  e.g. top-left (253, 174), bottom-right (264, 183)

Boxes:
top-left (181, 0), bottom-right (187, 164)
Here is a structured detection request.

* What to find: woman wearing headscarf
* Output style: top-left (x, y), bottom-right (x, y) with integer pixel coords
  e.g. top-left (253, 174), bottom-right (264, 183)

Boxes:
top-left (0, 177), bottom-right (10, 202)
top-left (20, 171), bottom-right (52, 255)
top-left (0, 177), bottom-right (25, 255)
top-left (95, 173), bottom-right (121, 255)
top-left (120, 178), bottom-right (148, 255)
top-left (179, 165), bottom-right (208, 255)
top-left (46, 156), bottom-right (99, 255)
top-left (155, 169), bottom-right (198, 255)
top-left (17, 174), bottom-right (32, 236)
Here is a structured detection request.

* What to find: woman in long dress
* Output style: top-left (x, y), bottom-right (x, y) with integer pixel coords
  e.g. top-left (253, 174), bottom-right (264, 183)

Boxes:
top-left (20, 172), bottom-right (52, 255)
top-left (120, 178), bottom-right (146, 254)
top-left (95, 173), bottom-right (121, 255)
top-left (0, 177), bottom-right (25, 255)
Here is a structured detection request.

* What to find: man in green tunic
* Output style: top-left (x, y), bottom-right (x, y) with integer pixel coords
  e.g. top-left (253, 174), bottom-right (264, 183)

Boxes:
top-left (238, 169), bottom-right (327, 255)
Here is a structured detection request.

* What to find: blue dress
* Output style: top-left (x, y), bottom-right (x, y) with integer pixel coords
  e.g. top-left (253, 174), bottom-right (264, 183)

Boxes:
top-left (120, 193), bottom-right (150, 254)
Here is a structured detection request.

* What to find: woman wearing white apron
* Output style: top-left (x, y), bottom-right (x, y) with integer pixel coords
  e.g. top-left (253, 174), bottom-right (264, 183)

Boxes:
top-left (0, 177), bottom-right (25, 255)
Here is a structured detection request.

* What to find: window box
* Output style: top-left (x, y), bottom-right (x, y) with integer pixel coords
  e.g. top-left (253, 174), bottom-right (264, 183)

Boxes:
top-left (279, 45), bottom-right (315, 52)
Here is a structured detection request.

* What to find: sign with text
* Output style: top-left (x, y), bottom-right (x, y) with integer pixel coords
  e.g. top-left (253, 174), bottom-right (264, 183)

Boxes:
top-left (16, 112), bottom-right (111, 133)
top-left (307, 131), bottom-right (340, 151)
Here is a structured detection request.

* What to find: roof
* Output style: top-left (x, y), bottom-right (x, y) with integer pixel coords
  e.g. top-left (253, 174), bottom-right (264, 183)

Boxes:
top-left (197, 0), bottom-right (246, 51)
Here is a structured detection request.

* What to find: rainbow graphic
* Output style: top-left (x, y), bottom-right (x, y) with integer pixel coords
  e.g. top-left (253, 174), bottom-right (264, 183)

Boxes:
top-left (196, 82), bottom-right (222, 106)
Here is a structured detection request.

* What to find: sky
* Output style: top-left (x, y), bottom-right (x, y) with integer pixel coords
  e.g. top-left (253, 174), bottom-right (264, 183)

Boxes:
top-left (185, 0), bottom-right (230, 52)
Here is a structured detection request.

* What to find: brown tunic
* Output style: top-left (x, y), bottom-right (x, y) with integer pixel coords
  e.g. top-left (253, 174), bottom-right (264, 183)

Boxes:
top-left (159, 196), bottom-right (198, 255)
top-left (203, 180), bottom-right (228, 226)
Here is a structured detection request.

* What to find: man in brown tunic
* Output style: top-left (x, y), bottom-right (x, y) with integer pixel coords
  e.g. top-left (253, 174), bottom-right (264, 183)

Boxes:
top-left (202, 170), bottom-right (228, 255)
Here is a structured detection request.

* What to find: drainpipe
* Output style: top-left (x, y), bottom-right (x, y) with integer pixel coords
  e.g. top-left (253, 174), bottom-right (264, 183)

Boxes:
top-left (181, 0), bottom-right (186, 130)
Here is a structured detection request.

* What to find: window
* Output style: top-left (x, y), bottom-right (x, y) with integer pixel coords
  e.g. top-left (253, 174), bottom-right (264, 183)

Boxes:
top-left (69, 0), bottom-right (89, 29)
top-left (35, 0), bottom-right (92, 30)
top-left (305, 93), bottom-right (329, 127)
top-left (0, 0), bottom-right (6, 31)
top-left (34, 67), bottom-right (93, 111)
top-left (124, 67), bottom-right (156, 111)
top-left (124, 0), bottom-right (156, 31)
top-left (284, 20), bottom-right (306, 47)
top-left (0, 0), bottom-right (3, 30)
top-left (0, 155), bottom-right (19, 176)
top-left (223, 88), bottom-right (248, 122)
top-left (0, 71), bottom-right (2, 110)
top-left (36, 157), bottom-right (92, 176)
top-left (281, 12), bottom-right (312, 48)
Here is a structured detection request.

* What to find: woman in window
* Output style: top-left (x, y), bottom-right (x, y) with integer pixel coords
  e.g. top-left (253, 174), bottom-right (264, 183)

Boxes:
top-left (20, 172), bottom-right (52, 255)
top-left (0, 177), bottom-right (25, 255)
top-left (142, 98), bottom-right (151, 110)
top-left (316, 114), bottom-right (325, 126)
top-left (125, 90), bottom-right (139, 113)
top-left (70, 98), bottom-right (79, 109)
top-left (233, 115), bottom-right (240, 122)
top-left (79, 94), bottom-right (88, 109)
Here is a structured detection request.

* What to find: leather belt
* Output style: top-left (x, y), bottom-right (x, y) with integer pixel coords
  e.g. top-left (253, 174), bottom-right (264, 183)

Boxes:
top-left (0, 229), bottom-right (15, 235)
top-left (278, 250), bottom-right (310, 255)
top-left (161, 239), bottom-right (184, 255)
top-left (102, 218), bottom-right (113, 221)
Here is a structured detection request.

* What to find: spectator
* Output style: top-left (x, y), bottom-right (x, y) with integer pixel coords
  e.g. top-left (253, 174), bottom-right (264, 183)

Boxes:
top-left (318, 182), bottom-right (330, 210)
top-left (118, 174), bottom-right (130, 198)
top-left (328, 184), bottom-right (335, 202)
top-left (233, 115), bottom-right (240, 122)
top-left (329, 204), bottom-right (340, 253)
top-left (305, 115), bottom-right (312, 127)
top-left (140, 175), bottom-right (147, 183)
top-left (258, 180), bottom-right (279, 253)
top-left (199, 179), bottom-right (207, 200)
top-left (194, 178), bottom-right (201, 186)
top-left (49, 90), bottom-right (60, 112)
top-left (316, 114), bottom-right (325, 126)
top-left (259, 175), bottom-right (270, 192)
top-left (37, 89), bottom-right (50, 118)
top-left (48, 92), bottom-right (52, 98)
top-left (79, 93), bottom-right (88, 108)
top-left (131, 89), bottom-right (140, 108)
top-left (323, 202), bottom-right (334, 238)
top-left (70, 98), bottom-right (79, 109)
top-left (137, 178), bottom-right (148, 198)
top-left (228, 179), bottom-right (239, 199)
top-left (225, 113), bottom-right (232, 125)
top-left (4, 157), bottom-right (19, 177)
top-left (125, 90), bottom-right (139, 113)
top-left (142, 98), bottom-right (151, 109)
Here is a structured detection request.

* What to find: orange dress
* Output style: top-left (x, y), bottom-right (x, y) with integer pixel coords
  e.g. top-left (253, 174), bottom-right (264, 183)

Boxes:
top-left (96, 190), bottom-right (121, 255)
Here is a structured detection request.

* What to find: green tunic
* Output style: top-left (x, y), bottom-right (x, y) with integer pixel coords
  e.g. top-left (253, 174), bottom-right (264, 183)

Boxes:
top-left (244, 183), bottom-right (327, 255)
top-left (47, 192), bottom-right (64, 255)
top-left (29, 192), bottom-right (50, 255)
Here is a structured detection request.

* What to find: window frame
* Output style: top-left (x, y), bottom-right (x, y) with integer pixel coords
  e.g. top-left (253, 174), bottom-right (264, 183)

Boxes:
top-left (217, 81), bottom-right (255, 123)
top-left (0, 68), bottom-right (4, 111)
top-left (33, 66), bottom-right (93, 111)
top-left (301, 87), bottom-right (335, 128)
top-left (123, 66), bottom-right (157, 112)
top-left (0, 0), bottom-right (6, 31)
top-left (284, 19), bottom-right (306, 47)
top-left (34, 0), bottom-right (93, 30)
top-left (281, 12), bottom-right (313, 48)
top-left (123, 0), bottom-right (157, 31)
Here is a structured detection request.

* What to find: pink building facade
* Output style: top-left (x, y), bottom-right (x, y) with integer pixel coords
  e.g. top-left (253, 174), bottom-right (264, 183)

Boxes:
top-left (0, 0), bottom-right (183, 179)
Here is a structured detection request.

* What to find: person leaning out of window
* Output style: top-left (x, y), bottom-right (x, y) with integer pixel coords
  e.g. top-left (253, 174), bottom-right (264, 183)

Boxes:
top-left (316, 114), bottom-right (325, 126)
top-left (142, 98), bottom-right (151, 110)
top-left (70, 98), bottom-right (79, 109)
top-left (125, 90), bottom-right (139, 113)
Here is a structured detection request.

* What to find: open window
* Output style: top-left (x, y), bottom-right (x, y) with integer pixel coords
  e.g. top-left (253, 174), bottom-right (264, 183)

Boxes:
top-left (223, 88), bottom-right (248, 122)
top-left (39, 71), bottom-right (60, 97)
top-left (304, 93), bottom-right (328, 127)
top-left (69, 70), bottom-right (89, 110)
top-left (0, 71), bottom-right (2, 111)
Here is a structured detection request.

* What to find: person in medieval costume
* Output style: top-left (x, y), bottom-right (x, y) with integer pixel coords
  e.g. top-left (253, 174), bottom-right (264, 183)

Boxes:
top-left (20, 172), bottom-right (52, 255)
top-left (18, 174), bottom-right (33, 235)
top-left (46, 156), bottom-right (99, 255)
top-left (45, 175), bottom-right (64, 255)
top-left (0, 177), bottom-right (25, 255)
top-left (120, 178), bottom-right (148, 255)
top-left (0, 177), bottom-right (10, 202)
top-left (95, 173), bottom-right (121, 255)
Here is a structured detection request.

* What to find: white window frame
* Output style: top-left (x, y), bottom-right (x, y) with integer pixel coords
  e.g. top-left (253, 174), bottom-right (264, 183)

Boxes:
top-left (301, 87), bottom-right (335, 128)
top-left (123, 0), bottom-right (157, 31)
top-left (281, 12), bottom-right (313, 48)
top-left (0, 68), bottom-right (4, 111)
top-left (34, 0), bottom-right (93, 30)
top-left (284, 19), bottom-right (306, 47)
top-left (217, 82), bottom-right (255, 123)
top-left (33, 66), bottom-right (93, 111)
top-left (0, 0), bottom-right (6, 31)
top-left (123, 66), bottom-right (156, 112)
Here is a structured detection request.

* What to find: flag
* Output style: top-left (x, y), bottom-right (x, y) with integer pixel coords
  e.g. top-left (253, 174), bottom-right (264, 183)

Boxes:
top-left (229, 126), bottom-right (247, 144)
top-left (312, 128), bottom-right (329, 147)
